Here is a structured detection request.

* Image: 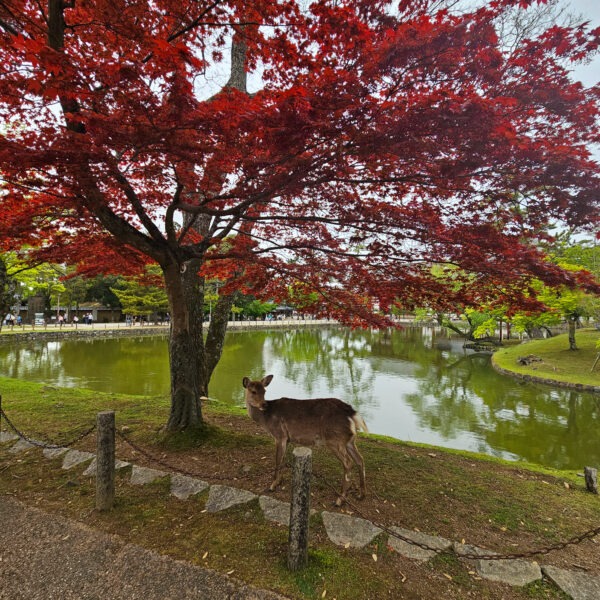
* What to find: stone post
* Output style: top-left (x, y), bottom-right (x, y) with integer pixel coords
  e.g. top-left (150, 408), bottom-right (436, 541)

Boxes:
top-left (288, 447), bottom-right (312, 571)
top-left (584, 466), bottom-right (598, 494)
top-left (96, 411), bottom-right (115, 510)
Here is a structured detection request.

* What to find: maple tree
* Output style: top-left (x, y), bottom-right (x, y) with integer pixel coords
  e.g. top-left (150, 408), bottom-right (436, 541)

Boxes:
top-left (1, 0), bottom-right (599, 430)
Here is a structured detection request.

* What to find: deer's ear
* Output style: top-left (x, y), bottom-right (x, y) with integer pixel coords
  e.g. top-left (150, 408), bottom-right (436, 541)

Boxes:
top-left (242, 377), bottom-right (250, 389)
top-left (262, 374), bottom-right (273, 387)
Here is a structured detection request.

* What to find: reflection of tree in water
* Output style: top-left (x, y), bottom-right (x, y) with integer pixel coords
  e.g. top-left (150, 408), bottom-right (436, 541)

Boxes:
top-left (64, 337), bottom-right (171, 395)
top-left (210, 330), bottom-right (270, 405)
top-left (262, 328), bottom-right (377, 408)
top-left (403, 353), bottom-right (491, 442)
top-left (0, 341), bottom-right (66, 382)
top-left (404, 349), bottom-right (600, 468)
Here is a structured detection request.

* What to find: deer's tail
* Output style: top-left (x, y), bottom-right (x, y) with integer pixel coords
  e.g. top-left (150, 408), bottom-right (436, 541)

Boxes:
top-left (352, 413), bottom-right (369, 434)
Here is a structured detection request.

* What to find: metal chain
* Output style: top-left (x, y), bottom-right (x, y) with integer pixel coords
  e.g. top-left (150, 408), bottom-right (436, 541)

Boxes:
top-left (0, 406), bottom-right (96, 450)
top-left (311, 470), bottom-right (600, 562)
top-left (115, 429), bottom-right (278, 484)
top-left (3, 402), bottom-right (597, 562)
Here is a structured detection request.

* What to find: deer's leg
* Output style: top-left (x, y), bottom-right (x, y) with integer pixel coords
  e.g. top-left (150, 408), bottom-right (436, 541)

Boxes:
top-left (346, 438), bottom-right (366, 499)
top-left (330, 443), bottom-right (354, 506)
top-left (270, 437), bottom-right (288, 491)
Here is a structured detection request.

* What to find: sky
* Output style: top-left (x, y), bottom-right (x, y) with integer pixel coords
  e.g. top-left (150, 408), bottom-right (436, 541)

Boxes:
top-left (571, 0), bottom-right (600, 86)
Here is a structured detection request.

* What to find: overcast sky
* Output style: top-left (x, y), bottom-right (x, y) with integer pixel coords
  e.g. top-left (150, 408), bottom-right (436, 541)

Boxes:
top-left (572, 0), bottom-right (600, 86)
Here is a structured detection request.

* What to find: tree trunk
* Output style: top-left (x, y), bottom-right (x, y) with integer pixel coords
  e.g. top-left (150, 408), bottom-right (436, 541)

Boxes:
top-left (568, 317), bottom-right (578, 351)
top-left (205, 292), bottom-right (237, 382)
top-left (163, 260), bottom-right (207, 430)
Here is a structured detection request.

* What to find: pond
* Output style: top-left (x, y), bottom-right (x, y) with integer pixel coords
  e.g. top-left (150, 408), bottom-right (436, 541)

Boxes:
top-left (1, 326), bottom-right (598, 470)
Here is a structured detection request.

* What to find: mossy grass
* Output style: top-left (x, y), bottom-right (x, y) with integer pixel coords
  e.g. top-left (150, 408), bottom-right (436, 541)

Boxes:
top-left (493, 328), bottom-right (600, 388)
top-left (1, 375), bottom-right (598, 599)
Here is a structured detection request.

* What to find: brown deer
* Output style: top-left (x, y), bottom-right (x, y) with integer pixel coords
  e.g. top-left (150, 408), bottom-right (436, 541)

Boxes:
top-left (242, 374), bottom-right (368, 506)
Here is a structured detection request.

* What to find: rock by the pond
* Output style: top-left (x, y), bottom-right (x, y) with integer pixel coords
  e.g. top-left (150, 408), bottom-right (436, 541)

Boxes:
top-left (204, 485), bottom-right (257, 513)
top-left (9, 439), bottom-right (36, 454)
top-left (130, 465), bottom-right (168, 485)
top-left (43, 447), bottom-right (69, 459)
top-left (170, 474), bottom-right (209, 500)
top-left (543, 565), bottom-right (600, 600)
top-left (82, 457), bottom-right (131, 477)
top-left (0, 431), bottom-right (19, 443)
top-left (259, 496), bottom-right (291, 526)
top-left (387, 527), bottom-right (452, 561)
top-left (321, 511), bottom-right (382, 549)
top-left (61, 449), bottom-right (95, 470)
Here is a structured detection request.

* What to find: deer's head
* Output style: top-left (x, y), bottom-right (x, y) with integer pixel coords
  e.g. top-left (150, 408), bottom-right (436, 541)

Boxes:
top-left (242, 374), bottom-right (273, 410)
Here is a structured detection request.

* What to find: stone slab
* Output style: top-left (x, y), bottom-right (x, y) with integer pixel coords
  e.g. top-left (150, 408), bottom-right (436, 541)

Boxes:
top-left (476, 558), bottom-right (541, 587)
top-left (454, 542), bottom-right (541, 586)
top-left (170, 474), bottom-right (209, 500)
top-left (61, 449), bottom-right (95, 470)
top-left (387, 527), bottom-right (452, 561)
top-left (543, 565), bottom-right (600, 600)
top-left (453, 542), bottom-right (493, 558)
top-left (321, 511), bottom-right (382, 548)
top-left (82, 457), bottom-right (131, 477)
top-left (9, 438), bottom-right (36, 454)
top-left (0, 431), bottom-right (19, 443)
top-left (130, 465), bottom-right (168, 485)
top-left (205, 485), bottom-right (257, 513)
top-left (43, 447), bottom-right (69, 459)
top-left (259, 496), bottom-right (291, 526)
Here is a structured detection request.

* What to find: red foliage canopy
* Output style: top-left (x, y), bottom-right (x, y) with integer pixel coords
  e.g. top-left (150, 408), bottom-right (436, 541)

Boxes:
top-left (1, 0), bottom-right (599, 322)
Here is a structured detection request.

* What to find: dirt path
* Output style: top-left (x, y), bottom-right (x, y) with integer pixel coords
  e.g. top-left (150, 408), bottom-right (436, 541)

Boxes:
top-left (0, 495), bottom-right (287, 600)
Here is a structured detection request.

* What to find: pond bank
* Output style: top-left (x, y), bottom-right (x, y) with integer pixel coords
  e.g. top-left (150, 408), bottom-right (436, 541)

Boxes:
top-left (0, 318), bottom-right (338, 344)
top-left (491, 329), bottom-right (600, 394)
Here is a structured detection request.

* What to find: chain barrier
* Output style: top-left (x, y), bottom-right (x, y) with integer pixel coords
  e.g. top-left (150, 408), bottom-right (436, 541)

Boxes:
top-left (311, 470), bottom-right (600, 562)
top-left (3, 402), bottom-right (598, 563)
top-left (115, 429), bottom-right (280, 485)
top-left (0, 406), bottom-right (96, 450)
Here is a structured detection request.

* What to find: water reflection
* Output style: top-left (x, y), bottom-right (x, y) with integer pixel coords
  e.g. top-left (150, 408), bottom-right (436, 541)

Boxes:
top-left (1, 327), bottom-right (598, 469)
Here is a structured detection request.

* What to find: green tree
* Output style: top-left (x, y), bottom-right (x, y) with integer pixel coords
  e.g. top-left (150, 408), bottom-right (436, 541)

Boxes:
top-left (112, 267), bottom-right (169, 322)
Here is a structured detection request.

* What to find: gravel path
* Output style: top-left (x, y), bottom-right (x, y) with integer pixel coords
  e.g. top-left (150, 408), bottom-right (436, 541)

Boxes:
top-left (0, 495), bottom-right (288, 600)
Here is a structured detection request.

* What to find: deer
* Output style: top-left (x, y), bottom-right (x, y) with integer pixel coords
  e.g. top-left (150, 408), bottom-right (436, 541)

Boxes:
top-left (242, 374), bottom-right (368, 506)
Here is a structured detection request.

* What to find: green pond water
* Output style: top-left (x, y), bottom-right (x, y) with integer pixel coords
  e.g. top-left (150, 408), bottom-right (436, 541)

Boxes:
top-left (1, 326), bottom-right (598, 470)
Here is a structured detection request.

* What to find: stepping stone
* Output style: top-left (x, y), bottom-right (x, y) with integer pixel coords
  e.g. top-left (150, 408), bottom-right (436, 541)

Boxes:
top-left (170, 474), bottom-right (209, 500)
top-left (453, 542), bottom-right (492, 559)
top-left (9, 439), bottom-right (36, 454)
top-left (0, 431), bottom-right (19, 443)
top-left (130, 465), bottom-right (168, 485)
top-left (543, 565), bottom-right (600, 600)
top-left (387, 527), bottom-right (452, 561)
top-left (204, 485), bottom-right (257, 513)
top-left (43, 447), bottom-right (69, 459)
top-left (62, 450), bottom-right (95, 470)
top-left (476, 558), bottom-right (541, 586)
top-left (454, 542), bottom-right (542, 586)
top-left (259, 496), bottom-right (291, 526)
top-left (321, 511), bottom-right (382, 549)
top-left (82, 458), bottom-right (131, 477)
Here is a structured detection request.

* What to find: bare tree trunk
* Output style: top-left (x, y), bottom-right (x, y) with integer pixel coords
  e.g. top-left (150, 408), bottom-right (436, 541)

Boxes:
top-left (568, 317), bottom-right (578, 351)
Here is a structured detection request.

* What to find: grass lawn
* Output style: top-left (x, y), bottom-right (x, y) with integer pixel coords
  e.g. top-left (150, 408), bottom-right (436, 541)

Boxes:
top-left (492, 328), bottom-right (600, 388)
top-left (2, 374), bottom-right (599, 599)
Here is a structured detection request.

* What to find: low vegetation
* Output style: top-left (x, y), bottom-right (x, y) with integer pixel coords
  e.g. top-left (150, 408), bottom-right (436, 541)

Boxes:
top-left (493, 328), bottom-right (600, 388)
top-left (1, 375), bottom-right (599, 599)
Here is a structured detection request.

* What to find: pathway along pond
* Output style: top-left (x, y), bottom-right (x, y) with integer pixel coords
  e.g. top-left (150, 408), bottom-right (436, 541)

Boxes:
top-left (1, 326), bottom-right (598, 470)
